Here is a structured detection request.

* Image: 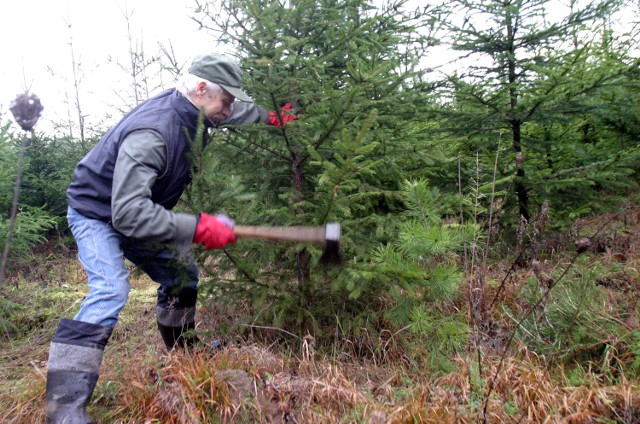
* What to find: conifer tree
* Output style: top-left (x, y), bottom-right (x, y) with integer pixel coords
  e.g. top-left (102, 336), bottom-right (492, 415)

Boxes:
top-left (370, 179), bottom-right (469, 369)
top-left (187, 0), bottom-right (443, 338)
top-left (439, 0), bottom-right (633, 222)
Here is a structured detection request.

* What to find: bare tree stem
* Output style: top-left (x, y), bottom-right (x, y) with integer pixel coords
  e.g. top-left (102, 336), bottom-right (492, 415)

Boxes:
top-left (0, 132), bottom-right (29, 287)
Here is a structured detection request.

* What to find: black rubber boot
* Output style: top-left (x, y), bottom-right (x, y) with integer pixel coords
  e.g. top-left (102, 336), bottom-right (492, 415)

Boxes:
top-left (157, 305), bottom-right (197, 349)
top-left (156, 306), bottom-right (226, 351)
top-left (157, 320), bottom-right (197, 349)
top-left (46, 319), bottom-right (113, 424)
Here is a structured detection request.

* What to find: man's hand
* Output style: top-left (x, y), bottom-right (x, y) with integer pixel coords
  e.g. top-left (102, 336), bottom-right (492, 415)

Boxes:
top-left (193, 213), bottom-right (236, 250)
top-left (268, 103), bottom-right (298, 127)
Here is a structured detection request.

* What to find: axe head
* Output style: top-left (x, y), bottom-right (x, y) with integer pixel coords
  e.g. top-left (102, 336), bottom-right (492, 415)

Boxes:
top-left (318, 223), bottom-right (342, 266)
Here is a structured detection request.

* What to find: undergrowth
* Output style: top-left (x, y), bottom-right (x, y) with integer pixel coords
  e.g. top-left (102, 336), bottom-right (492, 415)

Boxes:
top-left (0, 209), bottom-right (639, 423)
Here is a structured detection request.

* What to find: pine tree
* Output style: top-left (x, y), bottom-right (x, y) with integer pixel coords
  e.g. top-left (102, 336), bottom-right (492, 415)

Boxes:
top-left (370, 179), bottom-right (468, 370)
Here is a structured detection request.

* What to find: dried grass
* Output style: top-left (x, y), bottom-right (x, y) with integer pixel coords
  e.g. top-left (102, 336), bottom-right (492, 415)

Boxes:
top-left (0, 368), bottom-right (46, 424)
top-left (103, 339), bottom-right (640, 423)
top-left (2, 210), bottom-right (639, 423)
top-left (1, 330), bottom-right (638, 424)
top-left (392, 352), bottom-right (640, 424)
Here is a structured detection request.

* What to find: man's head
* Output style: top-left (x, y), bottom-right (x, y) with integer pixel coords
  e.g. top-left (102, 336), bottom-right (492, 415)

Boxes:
top-left (179, 78), bottom-right (234, 124)
top-left (189, 53), bottom-right (252, 103)
top-left (179, 53), bottom-right (252, 124)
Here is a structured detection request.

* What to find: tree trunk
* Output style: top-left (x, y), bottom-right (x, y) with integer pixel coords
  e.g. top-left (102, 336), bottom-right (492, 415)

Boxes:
top-left (506, 9), bottom-right (529, 221)
top-left (512, 121), bottom-right (529, 221)
top-left (291, 155), bottom-right (312, 334)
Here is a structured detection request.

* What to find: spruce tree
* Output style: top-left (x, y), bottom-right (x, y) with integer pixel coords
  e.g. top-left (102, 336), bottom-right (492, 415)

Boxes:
top-left (438, 0), bottom-right (633, 223)
top-left (187, 0), bottom-right (443, 340)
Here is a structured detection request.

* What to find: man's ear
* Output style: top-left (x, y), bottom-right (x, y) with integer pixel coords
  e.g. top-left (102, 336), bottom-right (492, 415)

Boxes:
top-left (197, 81), bottom-right (208, 97)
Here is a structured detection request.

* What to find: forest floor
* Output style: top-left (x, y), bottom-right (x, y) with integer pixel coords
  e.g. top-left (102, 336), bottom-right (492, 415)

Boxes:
top-left (0, 211), bottom-right (639, 423)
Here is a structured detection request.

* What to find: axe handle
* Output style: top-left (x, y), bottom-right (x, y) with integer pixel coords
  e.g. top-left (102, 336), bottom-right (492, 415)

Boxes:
top-left (234, 225), bottom-right (326, 243)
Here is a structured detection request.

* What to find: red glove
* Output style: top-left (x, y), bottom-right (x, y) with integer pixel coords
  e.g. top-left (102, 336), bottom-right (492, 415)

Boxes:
top-left (193, 213), bottom-right (237, 250)
top-left (268, 103), bottom-right (298, 127)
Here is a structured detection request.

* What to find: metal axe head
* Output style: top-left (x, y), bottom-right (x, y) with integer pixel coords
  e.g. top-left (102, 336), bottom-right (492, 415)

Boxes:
top-left (318, 222), bottom-right (342, 266)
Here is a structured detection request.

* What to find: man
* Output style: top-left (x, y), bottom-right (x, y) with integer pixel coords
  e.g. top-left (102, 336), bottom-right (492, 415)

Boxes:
top-left (45, 53), bottom-right (293, 423)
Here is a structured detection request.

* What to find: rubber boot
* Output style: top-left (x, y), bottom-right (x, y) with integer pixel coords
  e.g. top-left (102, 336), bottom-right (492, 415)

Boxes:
top-left (46, 318), bottom-right (113, 424)
top-left (156, 305), bottom-right (197, 349)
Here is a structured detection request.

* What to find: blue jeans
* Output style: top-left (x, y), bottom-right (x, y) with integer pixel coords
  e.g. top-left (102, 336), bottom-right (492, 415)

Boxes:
top-left (67, 207), bottom-right (199, 328)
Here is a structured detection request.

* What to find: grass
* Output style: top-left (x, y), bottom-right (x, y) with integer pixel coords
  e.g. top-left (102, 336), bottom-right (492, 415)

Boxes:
top-left (1, 210), bottom-right (639, 423)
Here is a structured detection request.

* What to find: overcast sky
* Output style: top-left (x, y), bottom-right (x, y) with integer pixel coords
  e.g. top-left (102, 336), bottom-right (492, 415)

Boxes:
top-left (0, 0), bottom-right (429, 136)
top-left (0, 0), bottom-right (216, 134)
top-left (1, 0), bottom-right (632, 136)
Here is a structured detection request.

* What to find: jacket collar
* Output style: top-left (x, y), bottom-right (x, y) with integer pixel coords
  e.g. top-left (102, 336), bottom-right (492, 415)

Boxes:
top-left (170, 89), bottom-right (215, 130)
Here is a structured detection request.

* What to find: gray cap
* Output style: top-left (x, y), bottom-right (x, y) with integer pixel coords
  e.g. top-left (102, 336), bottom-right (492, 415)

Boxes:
top-left (188, 53), bottom-right (253, 102)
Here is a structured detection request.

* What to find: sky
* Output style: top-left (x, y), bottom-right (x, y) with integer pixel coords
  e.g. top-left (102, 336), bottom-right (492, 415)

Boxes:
top-left (0, 0), bottom-right (432, 136)
top-left (1, 0), bottom-right (632, 136)
top-left (0, 0), bottom-right (216, 134)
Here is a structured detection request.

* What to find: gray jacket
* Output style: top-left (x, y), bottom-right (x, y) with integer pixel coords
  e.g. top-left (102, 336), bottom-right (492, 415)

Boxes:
top-left (111, 100), bottom-right (268, 244)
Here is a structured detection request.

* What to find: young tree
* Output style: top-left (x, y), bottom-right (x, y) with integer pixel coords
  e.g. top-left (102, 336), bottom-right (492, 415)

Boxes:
top-left (440, 0), bottom-right (632, 222)
top-left (188, 0), bottom-right (444, 339)
top-left (109, 6), bottom-right (162, 111)
top-left (65, 21), bottom-right (88, 151)
top-left (20, 133), bottom-right (86, 218)
top-left (1, 94), bottom-right (53, 286)
top-left (0, 121), bottom-right (17, 216)
top-left (48, 17), bottom-right (110, 152)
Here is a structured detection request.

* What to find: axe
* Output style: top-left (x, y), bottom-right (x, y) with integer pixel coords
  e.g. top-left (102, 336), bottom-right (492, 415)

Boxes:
top-left (233, 223), bottom-right (342, 266)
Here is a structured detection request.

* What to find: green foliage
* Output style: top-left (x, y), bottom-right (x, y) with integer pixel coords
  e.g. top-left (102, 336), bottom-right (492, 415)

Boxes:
top-left (20, 134), bottom-right (90, 218)
top-left (186, 0), bottom-right (446, 344)
top-left (367, 179), bottom-right (467, 368)
top-left (630, 332), bottom-right (640, 379)
top-left (436, 0), bottom-right (638, 225)
top-left (0, 123), bottom-right (18, 213)
top-left (0, 126), bottom-right (90, 261)
top-left (516, 258), bottom-right (633, 368)
top-left (0, 297), bottom-right (20, 336)
top-left (0, 206), bottom-right (56, 267)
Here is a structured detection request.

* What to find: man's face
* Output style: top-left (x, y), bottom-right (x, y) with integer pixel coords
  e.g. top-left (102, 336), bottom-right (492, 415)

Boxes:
top-left (193, 82), bottom-right (235, 124)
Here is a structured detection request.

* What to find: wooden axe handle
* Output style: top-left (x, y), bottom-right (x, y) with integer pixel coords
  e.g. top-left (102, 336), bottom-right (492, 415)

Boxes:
top-left (234, 225), bottom-right (327, 243)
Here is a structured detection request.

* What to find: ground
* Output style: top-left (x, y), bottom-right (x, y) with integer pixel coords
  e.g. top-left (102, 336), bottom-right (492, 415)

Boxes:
top-left (1, 211), bottom-right (639, 423)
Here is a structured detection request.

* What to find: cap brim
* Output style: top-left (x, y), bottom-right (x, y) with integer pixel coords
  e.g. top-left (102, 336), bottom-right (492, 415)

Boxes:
top-left (220, 85), bottom-right (253, 103)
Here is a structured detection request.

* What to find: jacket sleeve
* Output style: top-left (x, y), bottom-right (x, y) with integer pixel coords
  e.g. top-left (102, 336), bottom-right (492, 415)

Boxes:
top-left (111, 129), bottom-right (197, 244)
top-left (222, 102), bottom-right (269, 125)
